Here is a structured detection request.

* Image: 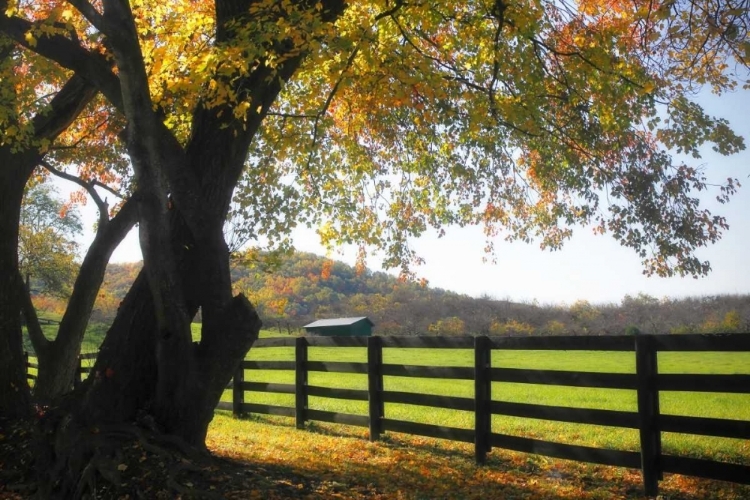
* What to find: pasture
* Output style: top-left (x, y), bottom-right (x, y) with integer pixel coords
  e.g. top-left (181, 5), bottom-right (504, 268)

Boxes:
top-left (22, 326), bottom-right (750, 497)
top-left (27, 323), bottom-right (750, 467)
top-left (222, 334), bottom-right (750, 465)
top-left (23, 326), bottom-right (750, 465)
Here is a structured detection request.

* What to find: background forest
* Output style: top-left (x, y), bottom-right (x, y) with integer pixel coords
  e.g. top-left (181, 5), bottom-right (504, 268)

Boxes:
top-left (30, 251), bottom-right (750, 342)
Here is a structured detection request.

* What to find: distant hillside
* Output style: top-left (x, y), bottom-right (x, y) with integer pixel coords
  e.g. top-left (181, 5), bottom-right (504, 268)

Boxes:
top-left (91, 252), bottom-right (750, 336)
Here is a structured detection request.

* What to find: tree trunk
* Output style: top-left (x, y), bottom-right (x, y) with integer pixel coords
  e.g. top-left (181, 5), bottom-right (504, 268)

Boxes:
top-left (32, 198), bottom-right (138, 401)
top-left (76, 243), bottom-right (261, 446)
top-left (0, 152), bottom-right (33, 418)
top-left (0, 74), bottom-right (96, 415)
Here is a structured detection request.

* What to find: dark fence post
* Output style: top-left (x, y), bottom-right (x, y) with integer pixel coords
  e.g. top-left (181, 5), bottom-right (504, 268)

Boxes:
top-left (636, 334), bottom-right (661, 497)
top-left (233, 360), bottom-right (245, 417)
top-left (474, 335), bottom-right (492, 464)
top-left (368, 335), bottom-right (384, 441)
top-left (295, 336), bottom-right (309, 429)
top-left (73, 354), bottom-right (83, 390)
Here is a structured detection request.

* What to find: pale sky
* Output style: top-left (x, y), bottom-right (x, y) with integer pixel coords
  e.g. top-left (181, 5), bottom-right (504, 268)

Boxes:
top-left (66, 89), bottom-right (750, 306)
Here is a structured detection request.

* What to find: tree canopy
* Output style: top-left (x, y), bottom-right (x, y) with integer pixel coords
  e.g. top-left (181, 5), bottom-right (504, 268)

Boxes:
top-left (228, 0), bottom-right (749, 277)
top-left (3, 0), bottom-right (746, 277)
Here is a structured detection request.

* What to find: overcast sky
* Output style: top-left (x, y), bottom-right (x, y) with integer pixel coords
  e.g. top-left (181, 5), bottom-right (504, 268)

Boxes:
top-left (64, 88), bottom-right (750, 306)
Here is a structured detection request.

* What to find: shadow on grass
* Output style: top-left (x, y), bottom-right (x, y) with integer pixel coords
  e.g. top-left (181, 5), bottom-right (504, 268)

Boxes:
top-left (212, 411), bottom-right (750, 499)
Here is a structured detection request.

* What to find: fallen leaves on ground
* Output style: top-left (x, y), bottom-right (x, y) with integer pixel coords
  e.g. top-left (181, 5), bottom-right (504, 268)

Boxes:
top-left (207, 414), bottom-right (750, 500)
top-left (2, 413), bottom-right (748, 499)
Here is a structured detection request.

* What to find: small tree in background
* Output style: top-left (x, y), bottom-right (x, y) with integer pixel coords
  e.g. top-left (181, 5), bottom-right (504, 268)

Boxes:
top-left (19, 183), bottom-right (82, 298)
top-left (429, 317), bottom-right (466, 336)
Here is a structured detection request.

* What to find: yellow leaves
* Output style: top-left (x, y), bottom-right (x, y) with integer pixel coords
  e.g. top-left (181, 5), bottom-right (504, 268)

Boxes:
top-left (234, 101), bottom-right (251, 119)
top-left (149, 46), bottom-right (167, 77)
top-left (24, 31), bottom-right (36, 48)
top-left (317, 221), bottom-right (337, 246)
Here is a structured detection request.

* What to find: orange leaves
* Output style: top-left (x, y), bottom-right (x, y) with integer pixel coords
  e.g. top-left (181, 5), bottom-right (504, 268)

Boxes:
top-left (321, 259), bottom-right (333, 280)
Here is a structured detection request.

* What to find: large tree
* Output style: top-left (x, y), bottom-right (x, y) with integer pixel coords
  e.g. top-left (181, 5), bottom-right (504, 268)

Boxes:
top-left (0, 0), bottom-right (748, 493)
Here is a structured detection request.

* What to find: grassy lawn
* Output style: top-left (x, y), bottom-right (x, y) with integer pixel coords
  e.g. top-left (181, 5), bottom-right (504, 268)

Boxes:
top-left (207, 412), bottom-right (750, 500)
top-left (24, 325), bottom-right (750, 466)
top-left (228, 335), bottom-right (750, 467)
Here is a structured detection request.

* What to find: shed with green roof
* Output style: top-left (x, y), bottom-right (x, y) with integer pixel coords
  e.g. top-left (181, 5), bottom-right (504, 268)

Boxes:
top-left (303, 317), bottom-right (374, 337)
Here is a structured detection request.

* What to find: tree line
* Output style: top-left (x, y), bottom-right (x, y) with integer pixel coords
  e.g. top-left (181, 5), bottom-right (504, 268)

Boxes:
top-left (31, 252), bottom-right (749, 340)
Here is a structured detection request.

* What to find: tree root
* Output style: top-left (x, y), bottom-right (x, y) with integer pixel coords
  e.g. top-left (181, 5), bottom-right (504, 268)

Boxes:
top-left (33, 410), bottom-right (224, 499)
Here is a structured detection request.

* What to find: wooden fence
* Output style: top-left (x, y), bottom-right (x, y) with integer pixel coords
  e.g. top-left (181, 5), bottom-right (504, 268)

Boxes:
top-left (216, 334), bottom-right (750, 497)
top-left (24, 351), bottom-right (97, 388)
top-left (24, 334), bottom-right (750, 496)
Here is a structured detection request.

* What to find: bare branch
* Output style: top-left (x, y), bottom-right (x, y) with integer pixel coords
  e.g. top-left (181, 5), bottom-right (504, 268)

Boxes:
top-left (40, 159), bottom-right (116, 228)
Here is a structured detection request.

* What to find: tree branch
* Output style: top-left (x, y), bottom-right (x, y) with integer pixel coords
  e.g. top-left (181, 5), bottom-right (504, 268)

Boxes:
top-left (17, 268), bottom-right (51, 357)
top-left (66, 0), bottom-right (106, 33)
top-left (32, 75), bottom-right (98, 142)
top-left (40, 159), bottom-right (116, 228)
top-left (54, 195), bottom-right (138, 362)
top-left (0, 14), bottom-right (124, 112)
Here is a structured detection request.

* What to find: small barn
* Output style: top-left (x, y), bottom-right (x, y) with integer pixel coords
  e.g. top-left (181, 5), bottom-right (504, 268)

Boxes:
top-left (303, 317), bottom-right (374, 337)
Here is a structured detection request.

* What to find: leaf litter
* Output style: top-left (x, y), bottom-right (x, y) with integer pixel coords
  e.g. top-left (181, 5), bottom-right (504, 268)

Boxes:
top-left (2, 413), bottom-right (748, 499)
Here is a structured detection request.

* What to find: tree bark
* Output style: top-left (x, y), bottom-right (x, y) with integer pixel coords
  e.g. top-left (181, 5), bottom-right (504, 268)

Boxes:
top-left (0, 155), bottom-right (33, 418)
top-left (32, 198), bottom-right (138, 401)
top-left (0, 74), bottom-right (96, 415)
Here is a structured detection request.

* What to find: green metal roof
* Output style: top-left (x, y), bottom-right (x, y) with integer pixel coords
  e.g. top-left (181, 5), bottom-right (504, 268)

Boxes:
top-left (303, 317), bottom-right (374, 328)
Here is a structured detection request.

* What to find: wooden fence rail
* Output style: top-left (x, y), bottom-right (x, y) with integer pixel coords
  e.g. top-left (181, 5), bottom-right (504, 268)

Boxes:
top-left (25, 334), bottom-right (750, 497)
top-left (25, 351), bottom-right (98, 389)
top-left (223, 333), bottom-right (750, 497)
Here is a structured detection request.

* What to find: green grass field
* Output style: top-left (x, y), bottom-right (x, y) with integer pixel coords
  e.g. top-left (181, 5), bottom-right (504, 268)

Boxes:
top-left (24, 324), bottom-right (750, 465)
top-left (223, 331), bottom-right (750, 466)
top-left (20, 323), bottom-right (749, 498)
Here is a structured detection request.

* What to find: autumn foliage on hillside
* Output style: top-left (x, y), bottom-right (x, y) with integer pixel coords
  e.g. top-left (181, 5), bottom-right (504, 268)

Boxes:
top-left (76, 253), bottom-right (750, 338)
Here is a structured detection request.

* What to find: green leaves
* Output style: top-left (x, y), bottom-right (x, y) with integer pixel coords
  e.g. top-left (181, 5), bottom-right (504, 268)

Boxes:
top-left (240, 0), bottom-right (747, 278)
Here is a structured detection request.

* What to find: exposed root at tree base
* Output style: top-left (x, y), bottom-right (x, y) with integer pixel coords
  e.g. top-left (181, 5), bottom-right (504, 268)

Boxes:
top-left (29, 409), bottom-right (252, 499)
top-left (1, 414), bottom-right (385, 499)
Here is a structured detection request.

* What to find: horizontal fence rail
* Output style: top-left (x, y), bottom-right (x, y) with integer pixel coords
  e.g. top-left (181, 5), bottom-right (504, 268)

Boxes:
top-left (225, 333), bottom-right (750, 497)
top-left (25, 351), bottom-right (97, 388)
top-left (25, 333), bottom-right (750, 497)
